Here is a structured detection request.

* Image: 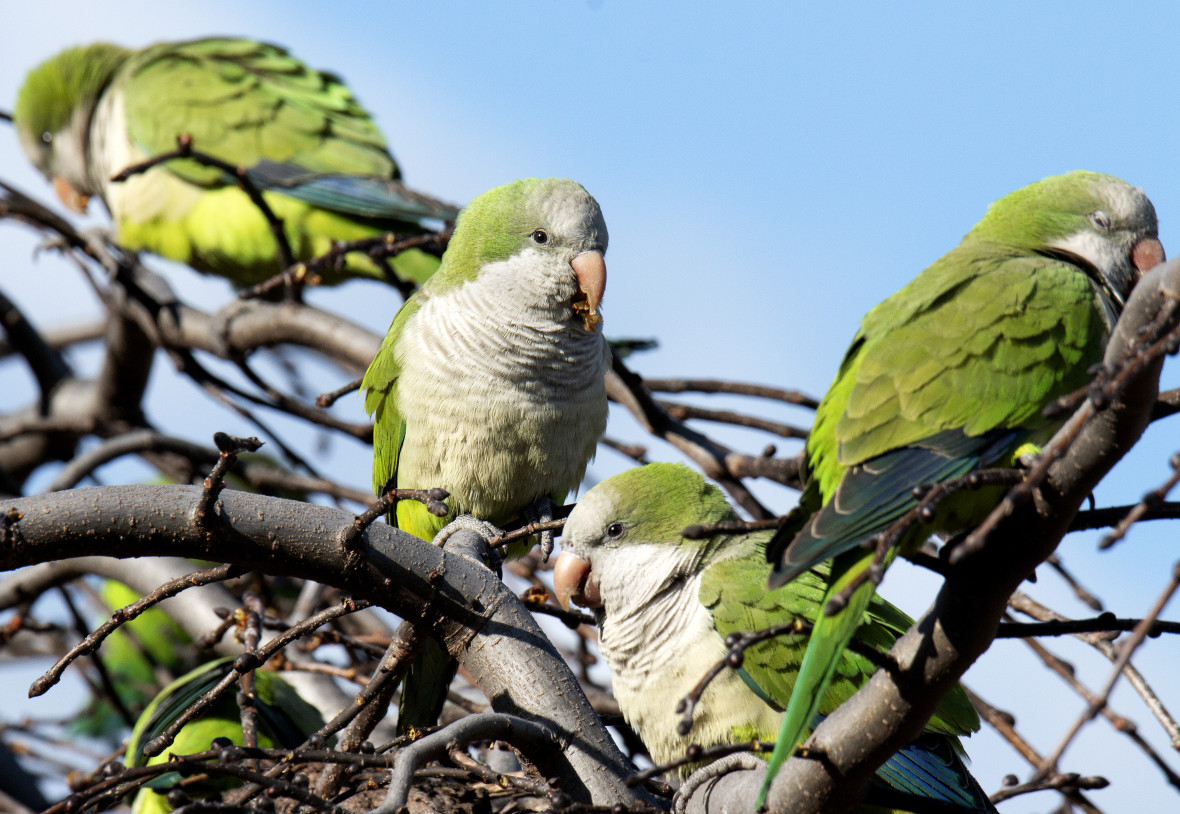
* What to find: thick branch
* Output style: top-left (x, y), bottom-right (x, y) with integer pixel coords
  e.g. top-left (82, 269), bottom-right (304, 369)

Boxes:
top-left (0, 486), bottom-right (649, 808)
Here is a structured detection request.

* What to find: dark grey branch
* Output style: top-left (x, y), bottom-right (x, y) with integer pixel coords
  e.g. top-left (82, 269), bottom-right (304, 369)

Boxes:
top-left (0, 486), bottom-right (651, 808)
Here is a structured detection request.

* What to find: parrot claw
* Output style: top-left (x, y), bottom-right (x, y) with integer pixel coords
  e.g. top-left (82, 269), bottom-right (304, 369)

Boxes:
top-left (524, 496), bottom-right (558, 562)
top-left (430, 515), bottom-right (503, 548)
top-left (673, 752), bottom-right (768, 814)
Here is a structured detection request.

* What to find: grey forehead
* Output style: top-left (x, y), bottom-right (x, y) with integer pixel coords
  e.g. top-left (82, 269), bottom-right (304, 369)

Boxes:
top-left (541, 183), bottom-right (608, 249)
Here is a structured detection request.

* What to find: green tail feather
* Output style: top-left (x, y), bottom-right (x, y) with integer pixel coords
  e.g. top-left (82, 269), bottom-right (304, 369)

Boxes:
top-left (398, 636), bottom-right (458, 733)
top-left (757, 549), bottom-right (885, 808)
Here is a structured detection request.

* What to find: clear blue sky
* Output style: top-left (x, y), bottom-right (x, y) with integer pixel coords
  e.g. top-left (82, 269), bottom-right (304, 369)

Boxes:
top-left (2, 3), bottom-right (1179, 809)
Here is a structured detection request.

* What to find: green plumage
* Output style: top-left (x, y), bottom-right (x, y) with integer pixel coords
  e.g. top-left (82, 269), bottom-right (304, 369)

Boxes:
top-left (14, 38), bottom-right (457, 286)
top-left (762, 171), bottom-right (1162, 802)
top-left (125, 657), bottom-right (326, 814)
top-left (558, 463), bottom-right (991, 812)
top-left (362, 177), bottom-right (610, 730)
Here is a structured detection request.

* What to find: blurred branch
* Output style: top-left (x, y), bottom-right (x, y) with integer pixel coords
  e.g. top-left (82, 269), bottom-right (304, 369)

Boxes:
top-left (607, 351), bottom-right (798, 514)
top-left (642, 378), bottom-right (819, 409)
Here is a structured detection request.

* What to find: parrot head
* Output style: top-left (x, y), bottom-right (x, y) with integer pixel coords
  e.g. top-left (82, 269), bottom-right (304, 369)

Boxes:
top-left (14, 43), bottom-right (131, 213)
top-left (441, 177), bottom-right (608, 331)
top-left (970, 170), bottom-right (1163, 325)
top-left (555, 463), bottom-right (734, 615)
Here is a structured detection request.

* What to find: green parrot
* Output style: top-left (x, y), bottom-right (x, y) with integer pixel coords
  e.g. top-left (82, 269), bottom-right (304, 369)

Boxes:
top-left (554, 463), bottom-right (994, 812)
top-left (361, 176), bottom-right (609, 730)
top-left (762, 171), bottom-right (1164, 797)
top-left (124, 657), bottom-right (327, 814)
top-left (13, 37), bottom-right (457, 287)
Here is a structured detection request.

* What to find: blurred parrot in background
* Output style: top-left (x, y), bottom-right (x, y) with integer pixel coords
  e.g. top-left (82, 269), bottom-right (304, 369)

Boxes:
top-left (73, 579), bottom-right (193, 740)
top-left (14, 37), bottom-right (458, 287)
top-left (124, 657), bottom-right (327, 814)
top-left (555, 463), bottom-right (995, 812)
top-left (362, 176), bottom-right (610, 731)
top-left (762, 170), bottom-right (1164, 800)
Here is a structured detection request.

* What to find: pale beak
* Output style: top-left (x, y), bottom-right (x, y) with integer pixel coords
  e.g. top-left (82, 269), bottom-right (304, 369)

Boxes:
top-left (553, 551), bottom-right (602, 611)
top-left (53, 176), bottom-right (90, 214)
top-left (1132, 236), bottom-right (1166, 272)
top-left (570, 250), bottom-right (606, 332)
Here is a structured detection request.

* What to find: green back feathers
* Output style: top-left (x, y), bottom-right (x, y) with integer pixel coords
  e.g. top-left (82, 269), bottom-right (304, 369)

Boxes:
top-left (15, 43), bottom-right (130, 156)
top-left (122, 38), bottom-right (396, 187)
top-left (804, 172), bottom-right (1140, 496)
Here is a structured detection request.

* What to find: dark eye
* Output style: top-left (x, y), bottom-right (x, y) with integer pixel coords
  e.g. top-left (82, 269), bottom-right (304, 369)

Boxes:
top-left (530, 229), bottom-right (549, 245)
top-left (1089, 210), bottom-right (1111, 231)
top-left (605, 522), bottom-right (624, 539)
top-left (40, 131), bottom-right (53, 145)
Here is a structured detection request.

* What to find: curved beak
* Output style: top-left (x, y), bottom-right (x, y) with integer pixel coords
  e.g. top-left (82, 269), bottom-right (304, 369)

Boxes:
top-left (1132, 236), bottom-right (1166, 273)
top-left (553, 551), bottom-right (602, 611)
top-left (570, 250), bottom-right (606, 332)
top-left (53, 176), bottom-right (90, 214)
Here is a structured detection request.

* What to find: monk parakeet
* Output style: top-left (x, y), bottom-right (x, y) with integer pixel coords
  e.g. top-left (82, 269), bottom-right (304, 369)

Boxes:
top-left (555, 463), bottom-right (994, 812)
top-left (361, 177), bottom-right (609, 730)
top-left (13, 38), bottom-right (457, 287)
top-left (762, 171), bottom-right (1164, 795)
top-left (124, 657), bottom-right (327, 814)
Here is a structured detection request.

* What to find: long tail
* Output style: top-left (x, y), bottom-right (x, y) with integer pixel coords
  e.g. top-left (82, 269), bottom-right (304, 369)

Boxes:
top-left (757, 549), bottom-right (879, 808)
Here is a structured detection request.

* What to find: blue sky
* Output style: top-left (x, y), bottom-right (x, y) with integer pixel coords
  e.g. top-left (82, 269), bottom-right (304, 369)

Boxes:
top-left (2, 3), bottom-right (1180, 809)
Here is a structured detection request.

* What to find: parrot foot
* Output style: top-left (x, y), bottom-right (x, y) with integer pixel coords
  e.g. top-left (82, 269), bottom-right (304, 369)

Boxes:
top-left (673, 753), bottom-right (768, 814)
top-left (430, 515), bottom-right (505, 575)
top-left (78, 225), bottom-right (118, 250)
top-left (430, 515), bottom-right (503, 548)
top-left (524, 496), bottom-right (558, 562)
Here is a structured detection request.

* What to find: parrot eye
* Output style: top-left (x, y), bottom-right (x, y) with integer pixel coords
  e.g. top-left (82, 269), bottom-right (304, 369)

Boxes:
top-left (605, 522), bottom-right (624, 540)
top-left (1089, 210), bottom-right (1112, 232)
top-left (40, 131), bottom-right (53, 145)
top-left (530, 229), bottom-right (550, 246)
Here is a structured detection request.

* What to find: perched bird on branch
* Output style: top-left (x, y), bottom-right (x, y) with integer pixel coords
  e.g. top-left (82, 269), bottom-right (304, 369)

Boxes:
top-left (556, 463), bottom-right (995, 811)
top-left (762, 170), bottom-right (1164, 802)
top-left (14, 37), bottom-right (457, 287)
top-left (362, 176), bottom-right (610, 731)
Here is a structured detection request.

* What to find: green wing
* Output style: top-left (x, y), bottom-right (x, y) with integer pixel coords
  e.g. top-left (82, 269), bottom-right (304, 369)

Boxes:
top-left (702, 544), bottom-right (979, 737)
top-left (362, 296), bottom-right (423, 500)
top-left (121, 38), bottom-right (455, 223)
top-left (769, 249), bottom-right (1105, 579)
top-left (818, 248), bottom-right (1103, 491)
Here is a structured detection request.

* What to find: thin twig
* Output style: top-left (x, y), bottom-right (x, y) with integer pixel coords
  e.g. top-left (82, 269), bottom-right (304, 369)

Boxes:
top-left (1034, 562), bottom-right (1180, 780)
top-left (963, 687), bottom-right (1103, 813)
top-left (317, 376), bottom-right (364, 409)
top-left (642, 378), bottom-right (819, 409)
top-left (111, 134), bottom-right (295, 273)
top-left (1009, 591), bottom-right (1180, 749)
top-left (28, 563), bottom-right (243, 697)
top-left (1099, 451), bottom-right (1180, 549)
top-left (656, 399), bottom-right (809, 439)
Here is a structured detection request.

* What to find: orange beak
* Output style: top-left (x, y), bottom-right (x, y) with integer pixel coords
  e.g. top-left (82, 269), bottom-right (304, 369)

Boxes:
top-left (53, 176), bottom-right (90, 214)
top-left (570, 250), bottom-right (606, 332)
top-left (553, 551), bottom-right (602, 611)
